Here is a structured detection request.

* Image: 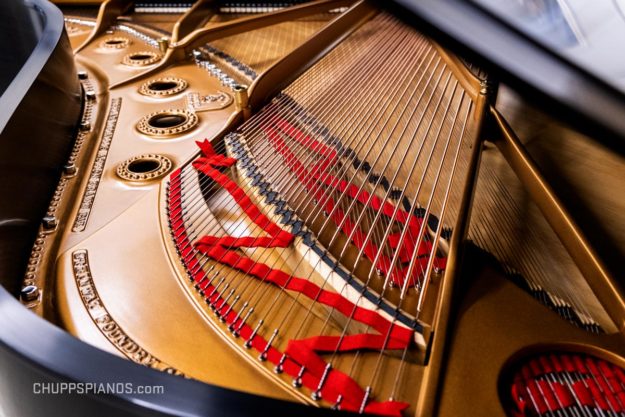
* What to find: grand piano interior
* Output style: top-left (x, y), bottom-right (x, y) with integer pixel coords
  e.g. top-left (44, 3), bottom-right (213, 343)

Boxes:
top-left (1, 1), bottom-right (625, 416)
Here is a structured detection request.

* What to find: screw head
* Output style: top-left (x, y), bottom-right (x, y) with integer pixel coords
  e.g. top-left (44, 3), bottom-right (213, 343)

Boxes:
top-left (80, 121), bottom-right (91, 131)
top-left (42, 216), bottom-right (57, 230)
top-left (21, 285), bottom-right (39, 302)
top-left (85, 90), bottom-right (96, 100)
top-left (63, 164), bottom-right (77, 176)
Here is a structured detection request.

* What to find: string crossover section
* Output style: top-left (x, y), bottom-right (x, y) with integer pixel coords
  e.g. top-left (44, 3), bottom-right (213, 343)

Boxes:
top-left (166, 13), bottom-right (482, 415)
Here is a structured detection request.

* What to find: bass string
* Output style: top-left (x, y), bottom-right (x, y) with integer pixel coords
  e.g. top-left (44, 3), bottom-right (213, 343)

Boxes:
top-left (280, 57), bottom-right (449, 350)
top-left (178, 25), bottom-right (438, 334)
top-left (173, 14), bottom-right (399, 202)
top-left (316, 72), bottom-right (458, 388)
top-left (205, 33), bottom-right (434, 354)
top-left (302, 51), bottom-right (443, 287)
top-left (241, 19), bottom-right (414, 251)
top-left (394, 81), bottom-right (462, 299)
top-left (210, 39), bottom-right (438, 332)
top-left (246, 45), bottom-right (443, 334)
top-left (171, 14), bottom-right (468, 404)
top-left (336, 76), bottom-right (462, 376)
top-left (264, 68), bottom-right (458, 406)
top-left (359, 66), bottom-right (451, 296)
top-left (414, 94), bottom-right (472, 312)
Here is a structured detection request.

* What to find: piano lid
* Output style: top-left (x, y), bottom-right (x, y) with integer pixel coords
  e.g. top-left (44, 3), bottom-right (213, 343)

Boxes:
top-left (0, 0), bottom-right (65, 133)
top-left (377, 0), bottom-right (625, 156)
top-left (473, 0), bottom-right (625, 95)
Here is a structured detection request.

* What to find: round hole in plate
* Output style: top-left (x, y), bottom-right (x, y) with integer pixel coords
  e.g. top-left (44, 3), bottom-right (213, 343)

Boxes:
top-left (138, 77), bottom-right (188, 97)
top-left (149, 81), bottom-right (179, 91)
top-left (117, 154), bottom-right (172, 182)
top-left (148, 113), bottom-right (187, 129)
top-left (100, 37), bottom-right (131, 49)
top-left (130, 53), bottom-right (152, 61)
top-left (122, 51), bottom-right (161, 66)
top-left (136, 109), bottom-right (198, 137)
top-left (127, 158), bottom-right (161, 174)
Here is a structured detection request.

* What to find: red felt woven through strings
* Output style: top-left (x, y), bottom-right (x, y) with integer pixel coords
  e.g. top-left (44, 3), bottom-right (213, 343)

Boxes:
top-left (263, 119), bottom-right (446, 287)
top-left (510, 353), bottom-right (625, 416)
top-left (177, 139), bottom-right (414, 416)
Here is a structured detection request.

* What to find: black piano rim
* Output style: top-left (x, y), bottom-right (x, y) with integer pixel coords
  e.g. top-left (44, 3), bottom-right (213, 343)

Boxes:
top-left (0, 0), bottom-right (352, 415)
top-left (0, 285), bottom-right (365, 416)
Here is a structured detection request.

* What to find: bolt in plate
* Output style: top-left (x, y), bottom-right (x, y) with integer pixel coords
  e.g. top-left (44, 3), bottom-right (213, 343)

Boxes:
top-left (42, 216), bottom-right (57, 230)
top-left (63, 164), bottom-right (77, 176)
top-left (21, 285), bottom-right (39, 302)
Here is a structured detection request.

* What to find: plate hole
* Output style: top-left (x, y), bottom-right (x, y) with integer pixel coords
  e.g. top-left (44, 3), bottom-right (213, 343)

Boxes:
top-left (127, 158), bottom-right (161, 174)
top-left (130, 53), bottom-right (153, 61)
top-left (148, 81), bottom-right (179, 91)
top-left (123, 51), bottom-right (161, 66)
top-left (148, 114), bottom-right (187, 129)
top-left (105, 39), bottom-right (124, 45)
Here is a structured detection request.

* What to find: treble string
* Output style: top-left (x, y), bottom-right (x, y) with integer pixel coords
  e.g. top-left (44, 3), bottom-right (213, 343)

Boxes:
top-left (363, 90), bottom-right (470, 408)
top-left (171, 15), bottom-right (412, 338)
top-left (321, 78), bottom-right (462, 410)
top-left (171, 15), bottom-right (403, 263)
top-left (176, 15), bottom-right (410, 312)
top-left (267, 41), bottom-right (440, 371)
top-left (168, 12), bottom-right (478, 412)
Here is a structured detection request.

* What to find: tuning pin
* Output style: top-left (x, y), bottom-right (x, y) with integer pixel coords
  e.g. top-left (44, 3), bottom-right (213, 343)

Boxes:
top-left (359, 386), bottom-right (372, 413)
top-left (274, 355), bottom-right (286, 374)
top-left (244, 319), bottom-right (263, 349)
top-left (21, 285), bottom-right (40, 303)
top-left (293, 366), bottom-right (305, 388)
top-left (331, 395), bottom-right (343, 410)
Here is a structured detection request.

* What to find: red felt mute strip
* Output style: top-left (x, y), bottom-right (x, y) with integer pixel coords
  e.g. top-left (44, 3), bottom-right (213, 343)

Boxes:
top-left (510, 354), bottom-right (625, 416)
top-left (182, 140), bottom-right (411, 416)
top-left (264, 120), bottom-right (446, 287)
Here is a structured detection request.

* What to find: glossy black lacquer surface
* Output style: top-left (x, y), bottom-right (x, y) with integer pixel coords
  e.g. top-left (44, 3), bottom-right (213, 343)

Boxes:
top-left (0, 1), bottom-right (44, 98)
top-left (0, 284), bottom-right (358, 417)
top-left (0, 3), bottom-right (360, 416)
top-left (472, 0), bottom-right (625, 95)
top-left (0, 0), bottom-right (81, 297)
